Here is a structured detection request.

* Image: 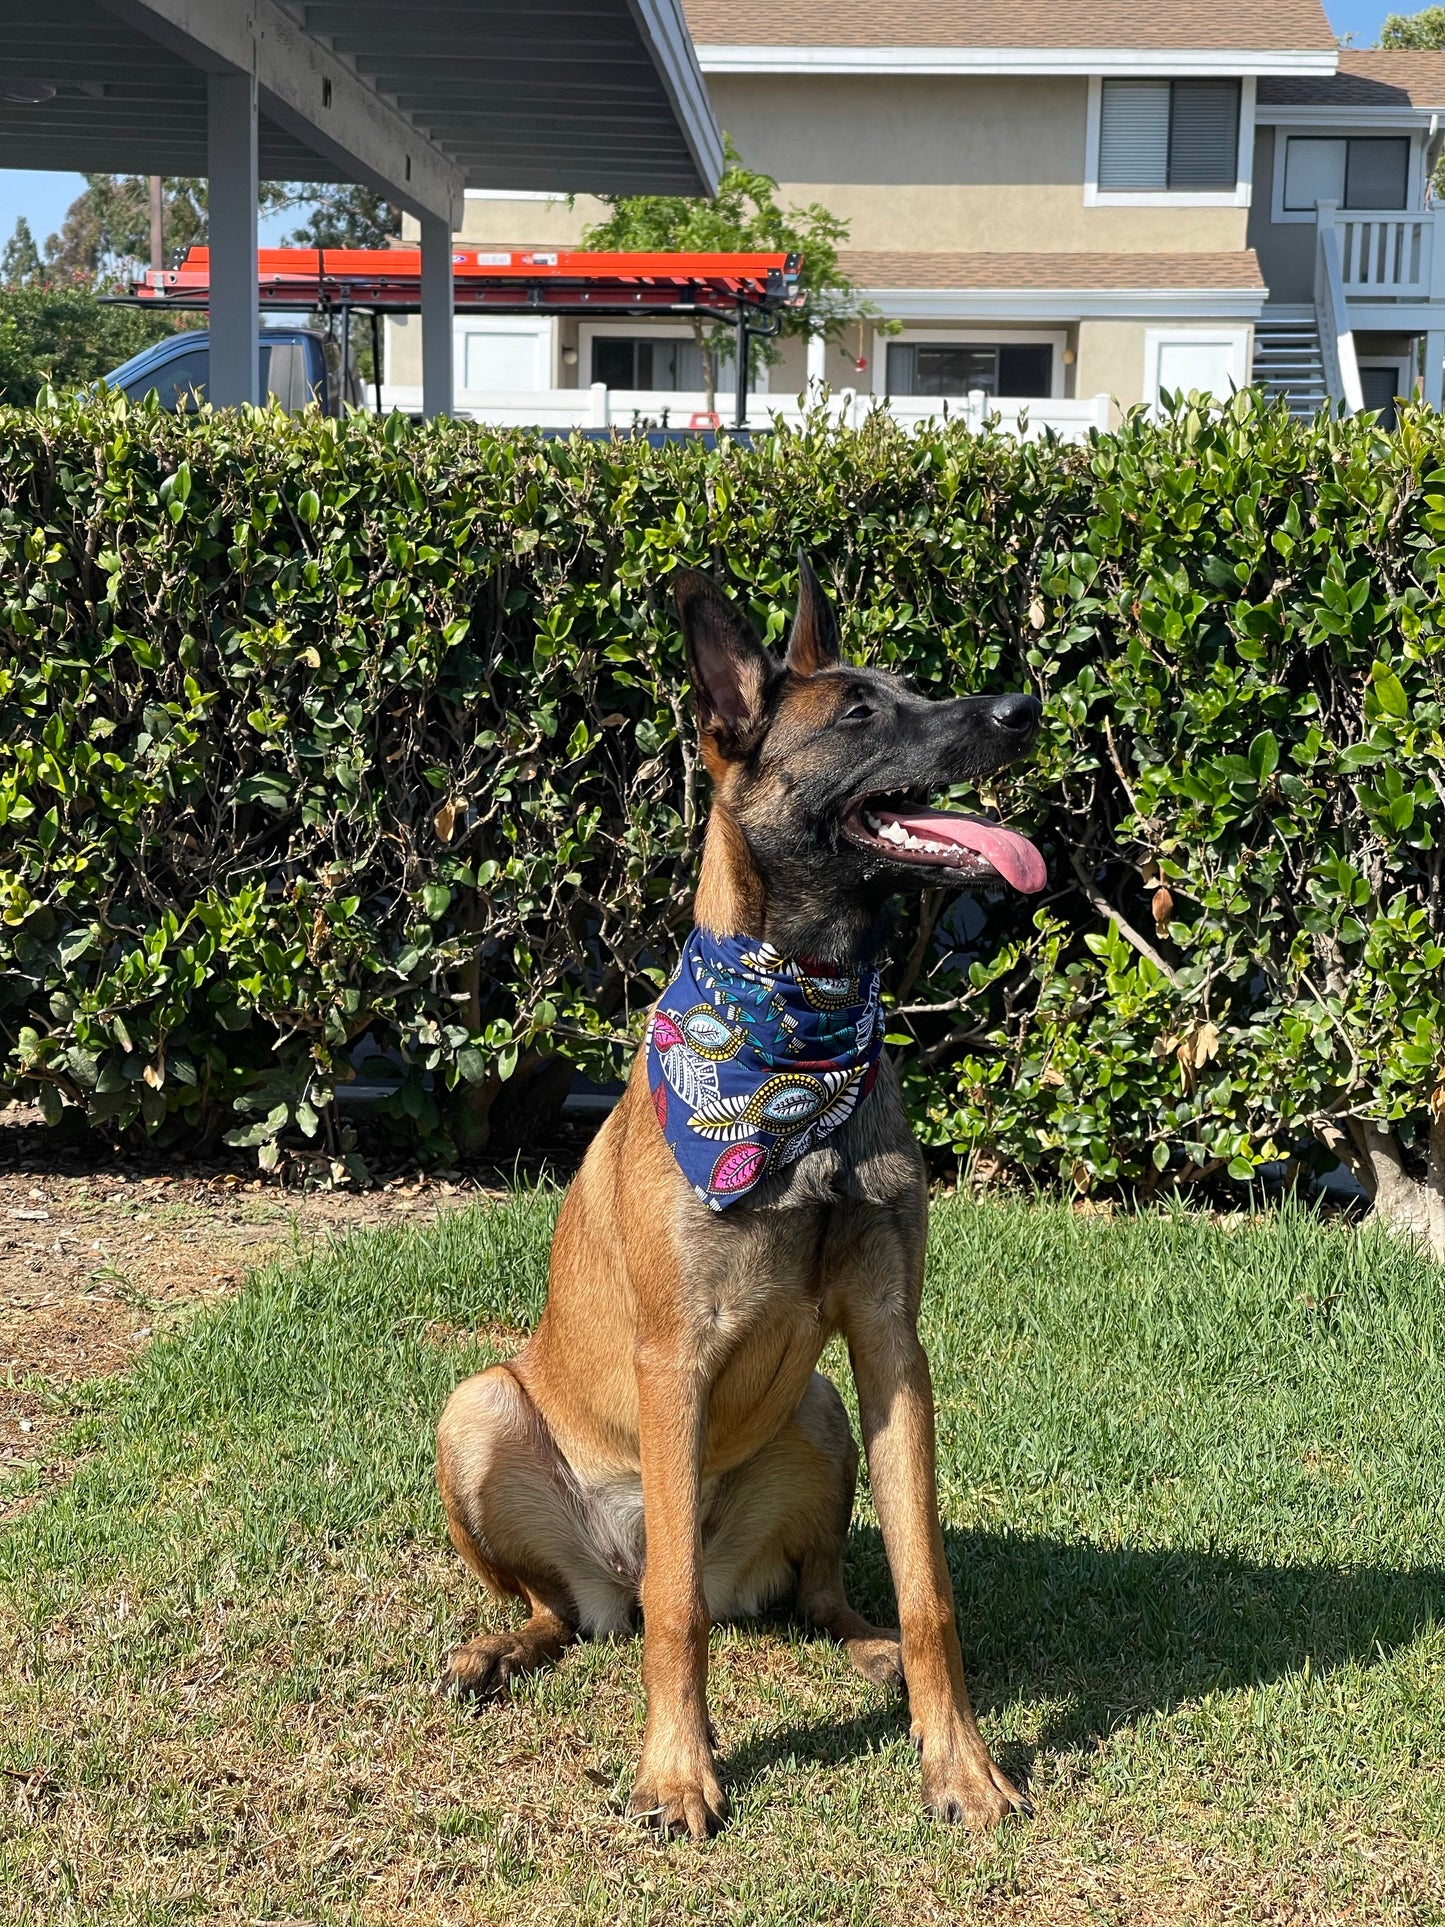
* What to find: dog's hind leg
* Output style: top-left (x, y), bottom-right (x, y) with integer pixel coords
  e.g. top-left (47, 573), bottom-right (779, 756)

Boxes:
top-left (704, 1372), bottom-right (903, 1691)
top-left (436, 1363), bottom-right (632, 1699)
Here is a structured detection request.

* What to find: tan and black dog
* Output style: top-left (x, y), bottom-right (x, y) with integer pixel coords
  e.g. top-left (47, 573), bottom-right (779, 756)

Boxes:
top-left (437, 559), bottom-right (1045, 1837)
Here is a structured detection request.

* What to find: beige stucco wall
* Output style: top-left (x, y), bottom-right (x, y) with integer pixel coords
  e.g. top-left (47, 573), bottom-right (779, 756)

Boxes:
top-left (437, 77), bottom-right (1249, 260)
top-left (454, 196), bottom-right (601, 246)
top-left (387, 312), bottom-right (419, 386)
top-left (1075, 317), bottom-right (1255, 419)
top-left (1076, 320), bottom-right (1149, 418)
top-left (709, 74), bottom-right (1248, 255)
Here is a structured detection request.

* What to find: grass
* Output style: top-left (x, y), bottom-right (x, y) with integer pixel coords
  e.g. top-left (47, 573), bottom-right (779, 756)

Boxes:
top-left (2, 1192), bottom-right (1445, 1925)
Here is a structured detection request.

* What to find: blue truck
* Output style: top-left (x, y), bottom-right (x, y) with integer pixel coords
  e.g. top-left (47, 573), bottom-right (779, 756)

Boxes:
top-left (102, 327), bottom-right (362, 413)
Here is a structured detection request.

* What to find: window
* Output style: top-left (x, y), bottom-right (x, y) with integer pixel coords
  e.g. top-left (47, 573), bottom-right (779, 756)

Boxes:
top-left (591, 336), bottom-right (740, 391)
top-left (1098, 79), bottom-right (1241, 193)
top-left (260, 340), bottom-right (315, 411)
top-left (885, 342), bottom-right (1052, 399)
top-left (1283, 136), bottom-right (1408, 212)
top-left (121, 344), bottom-right (321, 412)
top-left (125, 347), bottom-right (208, 410)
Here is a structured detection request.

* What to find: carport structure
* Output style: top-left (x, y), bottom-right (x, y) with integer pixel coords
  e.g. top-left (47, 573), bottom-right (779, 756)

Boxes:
top-left (0, 0), bottom-right (721, 409)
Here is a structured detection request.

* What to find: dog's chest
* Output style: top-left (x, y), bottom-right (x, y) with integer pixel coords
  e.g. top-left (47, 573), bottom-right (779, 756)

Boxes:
top-left (677, 1068), bottom-right (925, 1359)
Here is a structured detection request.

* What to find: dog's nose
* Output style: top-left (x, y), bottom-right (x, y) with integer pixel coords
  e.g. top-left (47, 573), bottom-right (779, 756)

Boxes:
top-left (988, 693), bottom-right (1041, 735)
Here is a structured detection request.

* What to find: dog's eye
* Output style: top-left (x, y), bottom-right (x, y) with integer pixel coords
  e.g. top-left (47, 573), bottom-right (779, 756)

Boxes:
top-left (841, 702), bottom-right (874, 723)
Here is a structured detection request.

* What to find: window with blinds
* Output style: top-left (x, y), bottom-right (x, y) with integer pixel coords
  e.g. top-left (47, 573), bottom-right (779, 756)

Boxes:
top-left (1282, 136), bottom-right (1409, 211)
top-left (1098, 79), bottom-right (1241, 193)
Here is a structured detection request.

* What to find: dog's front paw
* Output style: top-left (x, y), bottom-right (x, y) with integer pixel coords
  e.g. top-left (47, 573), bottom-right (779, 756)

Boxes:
top-left (630, 1738), bottom-right (729, 1840)
top-left (845, 1629), bottom-right (904, 1692)
top-left (439, 1631), bottom-right (540, 1702)
top-left (921, 1748), bottom-right (1030, 1830)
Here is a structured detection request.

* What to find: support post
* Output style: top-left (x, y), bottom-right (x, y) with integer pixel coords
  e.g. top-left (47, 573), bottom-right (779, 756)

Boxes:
top-left (734, 308), bottom-right (748, 430)
top-left (1424, 329), bottom-right (1445, 411)
top-left (339, 299), bottom-right (352, 412)
top-left (420, 214), bottom-right (455, 419)
top-left (207, 70), bottom-right (259, 408)
top-left (805, 327), bottom-right (826, 403)
top-left (369, 309), bottom-right (383, 415)
top-left (148, 175), bottom-right (163, 274)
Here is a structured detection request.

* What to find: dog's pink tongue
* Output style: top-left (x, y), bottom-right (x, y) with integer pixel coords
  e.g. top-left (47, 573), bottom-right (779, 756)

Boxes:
top-left (879, 807), bottom-right (1048, 894)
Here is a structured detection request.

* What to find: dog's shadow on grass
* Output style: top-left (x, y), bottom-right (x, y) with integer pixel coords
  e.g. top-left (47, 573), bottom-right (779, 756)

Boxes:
top-left (723, 1525), bottom-right (1445, 1797)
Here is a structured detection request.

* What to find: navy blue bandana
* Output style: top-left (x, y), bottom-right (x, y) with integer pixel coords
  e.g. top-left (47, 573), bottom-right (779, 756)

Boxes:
top-left (645, 929), bottom-right (883, 1210)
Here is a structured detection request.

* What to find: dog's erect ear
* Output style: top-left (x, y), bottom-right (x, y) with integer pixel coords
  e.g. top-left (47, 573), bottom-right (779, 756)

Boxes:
top-left (784, 551), bottom-right (841, 678)
top-left (673, 568), bottom-right (775, 755)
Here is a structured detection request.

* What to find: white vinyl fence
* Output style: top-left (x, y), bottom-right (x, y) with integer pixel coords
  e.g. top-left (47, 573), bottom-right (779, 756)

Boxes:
top-left (377, 382), bottom-right (1114, 441)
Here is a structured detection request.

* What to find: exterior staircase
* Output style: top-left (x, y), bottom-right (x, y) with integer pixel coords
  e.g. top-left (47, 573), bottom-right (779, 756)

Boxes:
top-left (1251, 317), bottom-right (1331, 419)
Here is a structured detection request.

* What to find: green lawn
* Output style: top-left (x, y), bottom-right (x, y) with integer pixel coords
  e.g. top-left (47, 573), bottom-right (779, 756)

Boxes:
top-left (3, 1193), bottom-right (1444, 1926)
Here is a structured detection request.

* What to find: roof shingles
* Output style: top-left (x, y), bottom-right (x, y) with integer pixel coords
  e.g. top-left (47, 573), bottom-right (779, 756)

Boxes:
top-left (1258, 48), bottom-right (1445, 107)
top-left (837, 250), bottom-right (1265, 290)
top-left (683, 0), bottom-right (1334, 54)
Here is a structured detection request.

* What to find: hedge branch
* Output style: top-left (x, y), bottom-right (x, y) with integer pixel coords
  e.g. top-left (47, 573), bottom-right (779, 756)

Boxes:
top-left (1068, 847), bottom-right (1181, 986)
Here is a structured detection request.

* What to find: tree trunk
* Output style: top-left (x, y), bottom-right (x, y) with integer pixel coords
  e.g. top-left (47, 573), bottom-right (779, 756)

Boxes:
top-left (1319, 1116), bottom-right (1445, 1259)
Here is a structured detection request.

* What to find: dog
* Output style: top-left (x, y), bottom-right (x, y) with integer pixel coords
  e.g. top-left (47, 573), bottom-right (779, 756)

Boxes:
top-left (437, 558), bottom-right (1045, 1838)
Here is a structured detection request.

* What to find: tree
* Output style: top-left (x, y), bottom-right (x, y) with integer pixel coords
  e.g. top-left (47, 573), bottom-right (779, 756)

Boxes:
top-left (0, 281), bottom-right (174, 403)
top-left (2, 218), bottom-right (42, 286)
top-left (582, 137), bottom-right (873, 416)
top-left (274, 184), bottom-right (399, 251)
top-left (1379, 6), bottom-right (1445, 45)
top-left (46, 176), bottom-right (206, 284)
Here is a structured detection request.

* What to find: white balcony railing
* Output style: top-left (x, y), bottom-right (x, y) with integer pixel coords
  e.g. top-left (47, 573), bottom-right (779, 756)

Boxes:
top-left (1338, 212), bottom-right (1432, 294)
top-left (1314, 202), bottom-right (1445, 300)
top-left (378, 382), bottom-right (1113, 442)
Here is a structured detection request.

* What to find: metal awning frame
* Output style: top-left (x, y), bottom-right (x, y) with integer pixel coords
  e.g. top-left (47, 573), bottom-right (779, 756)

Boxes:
top-left (114, 245), bottom-right (804, 319)
top-left (106, 246), bottom-right (806, 425)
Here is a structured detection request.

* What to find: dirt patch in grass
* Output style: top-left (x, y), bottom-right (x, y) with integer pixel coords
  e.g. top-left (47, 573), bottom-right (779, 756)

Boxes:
top-left (0, 1102), bottom-right (521, 1521)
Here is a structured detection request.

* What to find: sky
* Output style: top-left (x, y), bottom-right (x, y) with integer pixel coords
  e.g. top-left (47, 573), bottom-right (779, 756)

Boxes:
top-left (0, 1), bottom-right (1415, 255)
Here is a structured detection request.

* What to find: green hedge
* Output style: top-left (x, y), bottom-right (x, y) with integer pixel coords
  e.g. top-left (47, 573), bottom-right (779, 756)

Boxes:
top-left (2, 389), bottom-right (1442, 1198)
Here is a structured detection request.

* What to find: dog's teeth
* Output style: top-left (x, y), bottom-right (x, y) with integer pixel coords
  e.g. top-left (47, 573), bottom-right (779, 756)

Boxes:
top-left (877, 820), bottom-right (908, 846)
top-left (864, 810), bottom-right (881, 832)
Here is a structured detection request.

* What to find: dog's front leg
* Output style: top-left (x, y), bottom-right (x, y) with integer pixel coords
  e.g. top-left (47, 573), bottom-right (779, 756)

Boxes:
top-left (630, 1347), bottom-right (728, 1840)
top-left (845, 1306), bottom-right (1025, 1829)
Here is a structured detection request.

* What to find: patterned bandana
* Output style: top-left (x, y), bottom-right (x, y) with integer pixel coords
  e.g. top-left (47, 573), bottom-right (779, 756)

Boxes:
top-left (645, 929), bottom-right (883, 1210)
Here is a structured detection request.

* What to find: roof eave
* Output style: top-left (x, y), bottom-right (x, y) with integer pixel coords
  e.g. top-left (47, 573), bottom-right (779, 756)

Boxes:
top-left (854, 286), bottom-right (1268, 320)
top-left (620, 0), bottom-right (724, 195)
top-left (695, 45), bottom-right (1339, 78)
top-left (1256, 101), bottom-right (1444, 123)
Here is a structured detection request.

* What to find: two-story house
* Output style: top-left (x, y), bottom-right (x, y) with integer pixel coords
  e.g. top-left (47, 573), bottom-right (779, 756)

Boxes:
top-left (381, 3), bottom-right (1445, 431)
